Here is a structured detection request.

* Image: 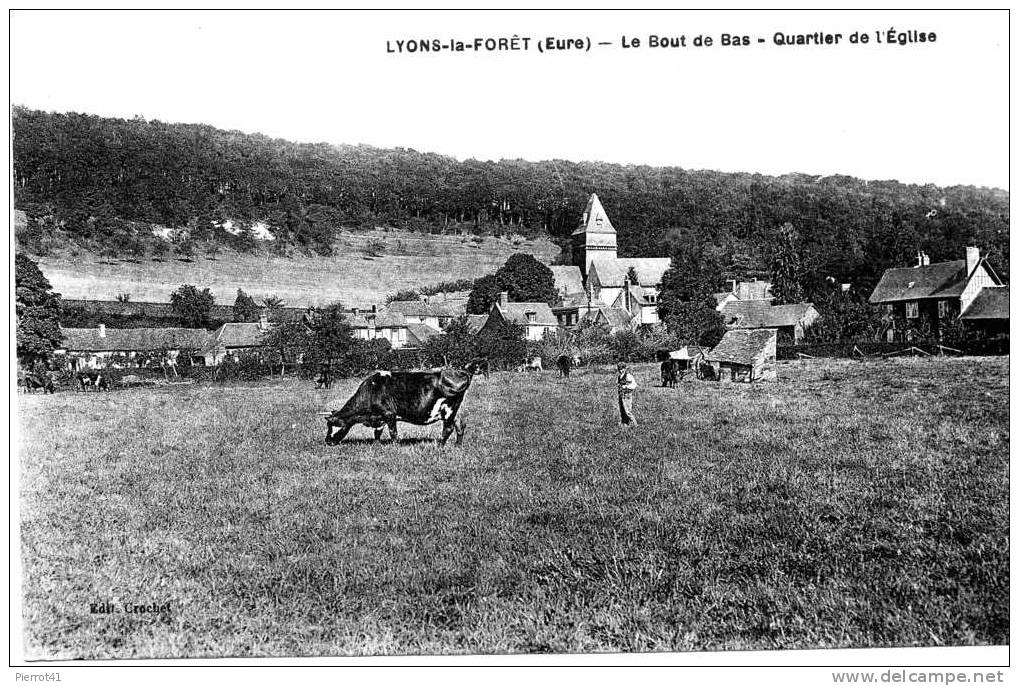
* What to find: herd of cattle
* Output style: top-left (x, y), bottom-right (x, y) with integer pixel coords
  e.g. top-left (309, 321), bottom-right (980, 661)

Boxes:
top-left (18, 369), bottom-right (110, 394)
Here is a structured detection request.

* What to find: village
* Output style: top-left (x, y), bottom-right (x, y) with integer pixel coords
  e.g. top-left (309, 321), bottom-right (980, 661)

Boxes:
top-left (18, 192), bottom-right (1009, 392)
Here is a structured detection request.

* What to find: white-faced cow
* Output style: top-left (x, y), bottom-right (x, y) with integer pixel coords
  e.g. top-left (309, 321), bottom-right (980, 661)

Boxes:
top-left (323, 358), bottom-right (487, 446)
top-left (517, 356), bottom-right (543, 373)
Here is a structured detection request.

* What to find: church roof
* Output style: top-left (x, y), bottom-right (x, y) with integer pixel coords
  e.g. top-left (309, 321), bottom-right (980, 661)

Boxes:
top-left (590, 257), bottom-right (672, 287)
top-left (572, 193), bottom-right (615, 236)
top-left (550, 265), bottom-right (585, 295)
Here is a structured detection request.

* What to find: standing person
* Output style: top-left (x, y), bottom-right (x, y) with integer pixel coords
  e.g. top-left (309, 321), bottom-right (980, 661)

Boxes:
top-left (617, 361), bottom-right (638, 427)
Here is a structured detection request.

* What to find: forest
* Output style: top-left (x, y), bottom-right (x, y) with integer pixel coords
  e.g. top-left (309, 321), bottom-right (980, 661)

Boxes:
top-left (12, 107), bottom-right (1009, 296)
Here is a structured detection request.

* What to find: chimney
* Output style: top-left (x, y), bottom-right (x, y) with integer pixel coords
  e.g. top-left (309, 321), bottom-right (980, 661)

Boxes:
top-left (915, 251), bottom-right (924, 268)
top-left (498, 291), bottom-right (509, 307)
top-left (965, 246), bottom-right (980, 275)
top-left (98, 323), bottom-right (106, 338)
top-left (258, 312), bottom-right (269, 332)
top-left (923, 252), bottom-right (930, 266)
top-left (371, 303), bottom-right (378, 313)
top-left (731, 279), bottom-right (738, 295)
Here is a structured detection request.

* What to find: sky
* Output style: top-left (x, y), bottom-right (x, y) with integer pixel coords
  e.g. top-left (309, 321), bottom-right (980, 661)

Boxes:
top-left (9, 9), bottom-right (1010, 189)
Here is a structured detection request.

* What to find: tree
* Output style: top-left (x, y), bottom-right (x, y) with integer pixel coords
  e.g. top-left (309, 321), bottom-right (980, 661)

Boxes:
top-left (422, 315), bottom-right (480, 367)
top-left (16, 253), bottom-right (62, 364)
top-left (466, 274), bottom-right (503, 314)
top-left (494, 253), bottom-right (557, 306)
top-left (770, 222), bottom-right (807, 304)
top-left (170, 284), bottom-right (215, 328)
top-left (661, 299), bottom-right (727, 348)
top-left (261, 321), bottom-right (311, 377)
top-left (387, 289), bottom-right (420, 304)
top-left (657, 242), bottom-right (724, 320)
top-left (233, 289), bottom-right (260, 322)
top-left (306, 303), bottom-right (354, 366)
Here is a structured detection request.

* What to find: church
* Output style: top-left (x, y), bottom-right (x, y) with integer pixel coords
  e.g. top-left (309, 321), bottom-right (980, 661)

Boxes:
top-left (552, 193), bottom-right (672, 331)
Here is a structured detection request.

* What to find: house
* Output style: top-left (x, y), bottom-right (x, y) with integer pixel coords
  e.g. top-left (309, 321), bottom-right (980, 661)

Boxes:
top-left (348, 306), bottom-right (409, 349)
top-left (579, 306), bottom-right (634, 333)
top-left (705, 329), bottom-right (778, 382)
top-left (481, 292), bottom-right (559, 341)
top-left (868, 247), bottom-right (1006, 342)
top-left (553, 291), bottom-right (599, 328)
top-left (721, 300), bottom-right (820, 343)
top-left (713, 279), bottom-right (773, 312)
top-left (56, 324), bottom-right (212, 370)
top-left (385, 300), bottom-right (456, 331)
top-left (200, 319), bottom-right (271, 365)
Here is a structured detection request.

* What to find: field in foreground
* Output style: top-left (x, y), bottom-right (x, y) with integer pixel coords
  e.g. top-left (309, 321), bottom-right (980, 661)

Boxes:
top-left (18, 357), bottom-right (1009, 658)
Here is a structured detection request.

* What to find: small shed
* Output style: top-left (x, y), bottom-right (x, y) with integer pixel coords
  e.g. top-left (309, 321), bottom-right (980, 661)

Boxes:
top-left (705, 329), bottom-right (777, 382)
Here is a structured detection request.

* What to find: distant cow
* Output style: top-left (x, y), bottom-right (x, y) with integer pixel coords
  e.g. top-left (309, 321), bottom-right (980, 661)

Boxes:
top-left (517, 356), bottom-right (543, 373)
top-left (556, 354), bottom-right (581, 378)
top-left (661, 359), bottom-right (680, 387)
top-left (323, 357), bottom-right (487, 446)
top-left (21, 371), bottom-right (55, 394)
top-left (315, 367), bottom-right (332, 389)
top-left (77, 370), bottom-right (110, 392)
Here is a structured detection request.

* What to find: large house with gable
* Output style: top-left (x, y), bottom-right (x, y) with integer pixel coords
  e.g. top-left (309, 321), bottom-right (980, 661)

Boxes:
top-left (868, 247), bottom-right (1008, 342)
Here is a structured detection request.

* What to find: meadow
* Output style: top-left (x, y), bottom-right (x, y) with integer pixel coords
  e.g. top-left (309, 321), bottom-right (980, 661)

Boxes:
top-left (18, 356), bottom-right (1009, 659)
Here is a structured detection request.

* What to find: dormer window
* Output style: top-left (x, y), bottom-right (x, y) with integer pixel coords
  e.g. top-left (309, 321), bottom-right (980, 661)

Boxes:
top-left (526, 312), bottom-right (536, 323)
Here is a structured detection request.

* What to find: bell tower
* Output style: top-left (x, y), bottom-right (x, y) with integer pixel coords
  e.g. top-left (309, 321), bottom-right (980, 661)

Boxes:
top-left (572, 193), bottom-right (617, 277)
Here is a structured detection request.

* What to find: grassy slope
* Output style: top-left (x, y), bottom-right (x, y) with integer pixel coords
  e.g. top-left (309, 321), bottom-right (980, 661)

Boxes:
top-left (36, 229), bottom-right (560, 308)
top-left (18, 357), bottom-right (1009, 658)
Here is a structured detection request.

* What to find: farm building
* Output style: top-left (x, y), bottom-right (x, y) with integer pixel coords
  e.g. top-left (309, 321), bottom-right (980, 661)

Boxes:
top-left (61, 298), bottom-right (308, 324)
top-left (348, 307), bottom-right (409, 349)
top-left (384, 300), bottom-right (456, 331)
top-left (481, 292), bottom-right (558, 341)
top-left (56, 325), bottom-right (212, 370)
top-left (868, 247), bottom-right (1007, 342)
top-left (405, 322), bottom-right (442, 348)
top-left (721, 300), bottom-right (819, 343)
top-left (200, 321), bottom-right (270, 365)
top-left (958, 285), bottom-right (1010, 337)
top-left (705, 329), bottom-right (778, 382)
top-left (553, 291), bottom-right (599, 327)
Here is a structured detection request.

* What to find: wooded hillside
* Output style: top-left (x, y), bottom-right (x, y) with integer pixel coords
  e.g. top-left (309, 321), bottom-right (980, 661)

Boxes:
top-left (13, 107), bottom-right (1009, 295)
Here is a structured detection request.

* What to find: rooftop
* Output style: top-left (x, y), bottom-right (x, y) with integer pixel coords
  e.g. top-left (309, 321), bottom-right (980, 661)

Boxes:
top-left (60, 327), bottom-right (212, 352)
top-left (707, 329), bottom-right (777, 365)
top-left (961, 286), bottom-right (1009, 320)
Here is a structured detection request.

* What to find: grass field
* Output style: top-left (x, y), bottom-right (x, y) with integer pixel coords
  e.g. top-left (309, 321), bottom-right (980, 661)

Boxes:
top-left (35, 229), bottom-right (559, 307)
top-left (18, 356), bottom-right (1009, 659)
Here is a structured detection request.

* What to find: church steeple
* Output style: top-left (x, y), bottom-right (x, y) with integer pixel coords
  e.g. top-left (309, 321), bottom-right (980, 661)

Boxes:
top-left (572, 193), bottom-right (617, 277)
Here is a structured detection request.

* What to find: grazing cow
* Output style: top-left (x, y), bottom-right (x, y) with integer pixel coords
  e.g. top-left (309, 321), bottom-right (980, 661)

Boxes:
top-left (661, 359), bottom-right (680, 388)
top-left (697, 359), bottom-right (717, 382)
top-left (77, 370), bottom-right (110, 392)
top-left (323, 358), bottom-right (487, 446)
top-left (556, 354), bottom-right (574, 378)
top-left (517, 356), bottom-right (543, 373)
top-left (22, 372), bottom-right (55, 394)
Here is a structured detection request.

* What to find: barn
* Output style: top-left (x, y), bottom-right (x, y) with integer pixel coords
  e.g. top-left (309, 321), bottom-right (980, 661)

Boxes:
top-left (705, 329), bottom-right (778, 382)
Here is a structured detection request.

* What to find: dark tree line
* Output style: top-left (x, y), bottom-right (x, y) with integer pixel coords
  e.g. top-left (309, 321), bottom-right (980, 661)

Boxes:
top-left (13, 107), bottom-right (1009, 295)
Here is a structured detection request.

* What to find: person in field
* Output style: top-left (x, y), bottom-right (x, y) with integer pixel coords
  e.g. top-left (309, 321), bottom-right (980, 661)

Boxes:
top-left (616, 362), bottom-right (638, 427)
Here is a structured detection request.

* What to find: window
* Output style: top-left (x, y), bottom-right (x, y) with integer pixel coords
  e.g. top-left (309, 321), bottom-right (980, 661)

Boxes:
top-left (885, 304), bottom-right (894, 315)
top-left (526, 312), bottom-right (536, 323)
top-left (938, 300), bottom-right (950, 319)
top-left (905, 302), bottom-right (919, 319)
